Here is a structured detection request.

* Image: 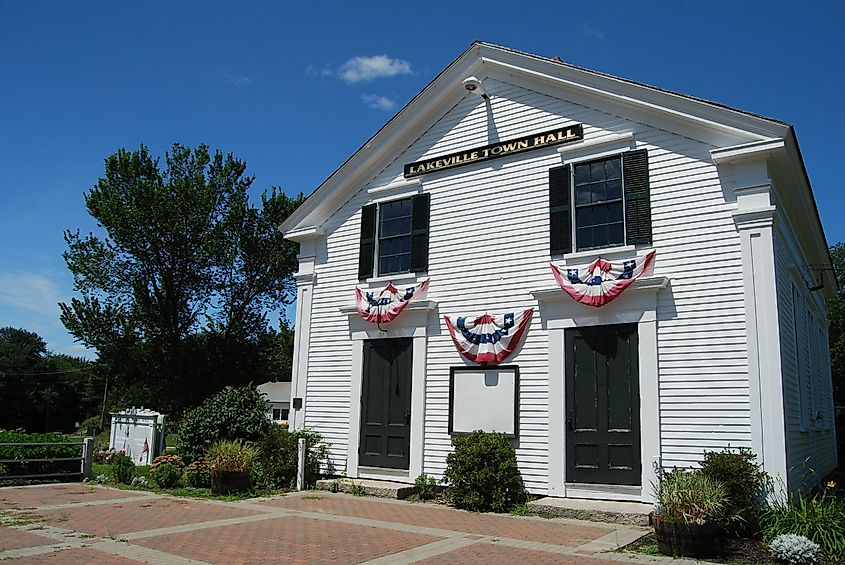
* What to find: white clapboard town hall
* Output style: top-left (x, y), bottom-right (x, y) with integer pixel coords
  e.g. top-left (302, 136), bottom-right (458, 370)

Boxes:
top-left (280, 42), bottom-right (837, 502)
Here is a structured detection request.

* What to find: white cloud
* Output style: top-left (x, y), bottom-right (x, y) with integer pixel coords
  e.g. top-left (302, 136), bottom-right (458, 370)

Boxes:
top-left (305, 64), bottom-right (334, 77)
top-left (362, 94), bottom-right (396, 111)
top-left (338, 55), bottom-right (412, 84)
top-left (0, 270), bottom-right (64, 317)
top-left (219, 70), bottom-right (255, 87)
top-left (582, 23), bottom-right (606, 40)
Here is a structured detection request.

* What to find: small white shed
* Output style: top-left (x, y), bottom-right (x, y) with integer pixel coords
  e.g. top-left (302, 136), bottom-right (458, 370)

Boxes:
top-left (109, 407), bottom-right (165, 466)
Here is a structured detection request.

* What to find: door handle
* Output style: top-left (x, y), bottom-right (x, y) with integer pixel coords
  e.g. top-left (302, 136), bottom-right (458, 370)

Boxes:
top-left (567, 418), bottom-right (575, 431)
top-left (405, 412), bottom-right (411, 425)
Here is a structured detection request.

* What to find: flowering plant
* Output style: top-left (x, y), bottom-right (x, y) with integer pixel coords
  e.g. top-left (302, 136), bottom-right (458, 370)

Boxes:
top-left (185, 458), bottom-right (211, 488)
top-left (150, 454), bottom-right (183, 471)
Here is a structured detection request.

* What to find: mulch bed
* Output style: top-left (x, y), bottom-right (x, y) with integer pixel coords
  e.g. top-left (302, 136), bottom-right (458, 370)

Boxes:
top-left (624, 532), bottom-right (775, 564)
top-left (624, 532), bottom-right (844, 565)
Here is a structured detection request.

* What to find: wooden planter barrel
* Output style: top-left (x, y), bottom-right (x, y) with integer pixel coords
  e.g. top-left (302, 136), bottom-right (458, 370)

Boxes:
top-left (653, 515), bottom-right (719, 558)
top-left (210, 470), bottom-right (250, 495)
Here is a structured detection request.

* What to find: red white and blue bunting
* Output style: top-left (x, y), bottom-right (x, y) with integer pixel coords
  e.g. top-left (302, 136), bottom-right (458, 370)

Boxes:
top-left (355, 278), bottom-right (430, 324)
top-left (550, 250), bottom-right (656, 308)
top-left (444, 309), bottom-right (533, 365)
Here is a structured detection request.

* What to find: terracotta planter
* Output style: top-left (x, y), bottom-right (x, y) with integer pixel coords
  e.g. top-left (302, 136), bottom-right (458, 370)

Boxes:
top-left (653, 514), bottom-right (719, 558)
top-left (210, 470), bottom-right (250, 495)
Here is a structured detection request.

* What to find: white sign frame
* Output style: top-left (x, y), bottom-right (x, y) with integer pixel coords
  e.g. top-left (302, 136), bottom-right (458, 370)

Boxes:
top-left (449, 365), bottom-right (519, 437)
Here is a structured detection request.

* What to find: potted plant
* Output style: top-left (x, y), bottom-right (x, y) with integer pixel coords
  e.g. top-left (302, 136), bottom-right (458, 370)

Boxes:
top-left (652, 468), bottom-right (727, 558)
top-left (207, 440), bottom-right (257, 495)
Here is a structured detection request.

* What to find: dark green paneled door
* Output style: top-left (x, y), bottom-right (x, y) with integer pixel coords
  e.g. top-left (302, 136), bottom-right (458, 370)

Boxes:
top-left (359, 338), bottom-right (413, 470)
top-left (565, 324), bottom-right (641, 485)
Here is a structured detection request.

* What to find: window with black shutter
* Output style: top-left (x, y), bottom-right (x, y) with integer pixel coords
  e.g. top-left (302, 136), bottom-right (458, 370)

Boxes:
top-left (357, 194), bottom-right (430, 279)
top-left (549, 149), bottom-right (651, 255)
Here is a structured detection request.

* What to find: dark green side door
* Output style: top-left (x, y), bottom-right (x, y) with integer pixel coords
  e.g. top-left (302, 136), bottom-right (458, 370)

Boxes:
top-left (565, 324), bottom-right (640, 485)
top-left (359, 338), bottom-right (413, 469)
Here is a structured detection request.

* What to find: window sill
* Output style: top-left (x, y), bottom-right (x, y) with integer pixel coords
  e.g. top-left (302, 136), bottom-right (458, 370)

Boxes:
top-left (558, 244), bottom-right (644, 263)
top-left (363, 272), bottom-right (424, 286)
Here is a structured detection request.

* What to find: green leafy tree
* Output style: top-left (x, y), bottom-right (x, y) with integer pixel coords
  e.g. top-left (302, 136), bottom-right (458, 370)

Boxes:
top-left (0, 327), bottom-right (101, 432)
top-left (827, 243), bottom-right (845, 462)
top-left (60, 144), bottom-right (302, 414)
top-left (828, 242), bottom-right (845, 407)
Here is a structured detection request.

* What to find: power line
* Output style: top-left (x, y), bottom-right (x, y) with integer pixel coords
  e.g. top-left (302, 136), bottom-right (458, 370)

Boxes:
top-left (0, 367), bottom-right (89, 377)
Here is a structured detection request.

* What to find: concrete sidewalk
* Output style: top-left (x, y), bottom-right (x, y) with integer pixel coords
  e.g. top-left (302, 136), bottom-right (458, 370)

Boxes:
top-left (0, 483), bottom-right (685, 564)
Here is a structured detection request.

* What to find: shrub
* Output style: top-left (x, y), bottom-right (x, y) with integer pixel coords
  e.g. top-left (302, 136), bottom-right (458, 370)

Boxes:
top-left (700, 447), bottom-right (769, 533)
top-left (289, 428), bottom-right (331, 486)
top-left (761, 482), bottom-right (845, 562)
top-left (207, 440), bottom-right (257, 473)
top-left (769, 534), bottom-right (821, 565)
top-left (250, 427), bottom-right (330, 489)
top-left (177, 385), bottom-right (273, 462)
top-left (131, 475), bottom-right (149, 488)
top-left (150, 454), bottom-right (183, 471)
top-left (148, 454), bottom-right (184, 489)
top-left (0, 431), bottom-right (81, 477)
top-left (253, 427), bottom-right (298, 489)
top-left (443, 431), bottom-right (525, 512)
top-left (0, 463), bottom-right (7, 477)
top-left (94, 448), bottom-right (117, 464)
top-left (111, 452), bottom-right (135, 484)
top-left (652, 468), bottom-right (727, 525)
top-left (185, 458), bottom-right (211, 488)
top-left (414, 473), bottom-right (439, 500)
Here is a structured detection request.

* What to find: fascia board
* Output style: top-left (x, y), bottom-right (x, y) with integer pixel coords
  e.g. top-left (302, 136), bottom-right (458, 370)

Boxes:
top-left (477, 45), bottom-right (790, 142)
top-left (710, 138), bottom-right (786, 164)
top-left (280, 50), bottom-right (483, 235)
top-left (771, 134), bottom-right (835, 297)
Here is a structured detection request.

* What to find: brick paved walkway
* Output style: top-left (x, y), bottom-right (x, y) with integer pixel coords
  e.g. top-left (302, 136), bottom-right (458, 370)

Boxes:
top-left (0, 483), bottom-right (683, 565)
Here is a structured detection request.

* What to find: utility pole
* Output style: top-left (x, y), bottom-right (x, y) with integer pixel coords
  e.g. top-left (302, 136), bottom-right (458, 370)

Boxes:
top-left (99, 374), bottom-right (109, 432)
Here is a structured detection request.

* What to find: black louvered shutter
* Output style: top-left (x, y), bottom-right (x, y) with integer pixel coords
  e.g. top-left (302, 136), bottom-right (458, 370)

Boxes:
top-left (358, 204), bottom-right (377, 280)
top-left (623, 150), bottom-right (652, 245)
top-left (549, 165), bottom-right (572, 255)
top-left (409, 193), bottom-right (430, 273)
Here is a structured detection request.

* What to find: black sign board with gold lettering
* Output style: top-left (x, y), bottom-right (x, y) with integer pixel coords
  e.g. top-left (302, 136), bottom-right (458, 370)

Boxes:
top-left (403, 124), bottom-right (583, 178)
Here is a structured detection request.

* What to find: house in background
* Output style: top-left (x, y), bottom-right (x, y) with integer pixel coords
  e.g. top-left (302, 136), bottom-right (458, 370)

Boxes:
top-left (257, 381), bottom-right (291, 424)
top-left (280, 42), bottom-right (836, 502)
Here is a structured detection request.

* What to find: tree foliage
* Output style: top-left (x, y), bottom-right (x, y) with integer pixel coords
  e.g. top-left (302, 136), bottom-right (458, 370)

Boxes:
top-left (60, 144), bottom-right (302, 414)
top-left (0, 327), bottom-right (102, 432)
top-left (176, 385), bottom-right (273, 462)
top-left (828, 242), bottom-right (845, 407)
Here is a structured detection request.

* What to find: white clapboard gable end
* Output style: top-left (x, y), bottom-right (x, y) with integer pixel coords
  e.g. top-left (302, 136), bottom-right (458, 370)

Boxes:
top-left (281, 42), bottom-right (836, 501)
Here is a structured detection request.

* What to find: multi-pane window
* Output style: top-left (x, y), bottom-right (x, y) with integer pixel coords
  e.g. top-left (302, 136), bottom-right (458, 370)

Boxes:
top-left (548, 149), bottom-right (650, 256)
top-left (378, 197), bottom-right (413, 275)
top-left (574, 156), bottom-right (624, 249)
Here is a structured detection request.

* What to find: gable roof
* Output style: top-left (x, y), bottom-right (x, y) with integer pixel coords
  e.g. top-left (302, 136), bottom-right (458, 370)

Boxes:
top-left (281, 41), bottom-right (792, 236)
top-left (280, 41), bottom-right (832, 293)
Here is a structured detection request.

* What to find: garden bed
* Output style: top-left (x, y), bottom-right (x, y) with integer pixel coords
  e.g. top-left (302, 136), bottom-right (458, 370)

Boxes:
top-left (89, 462), bottom-right (288, 501)
top-left (624, 532), bottom-right (842, 565)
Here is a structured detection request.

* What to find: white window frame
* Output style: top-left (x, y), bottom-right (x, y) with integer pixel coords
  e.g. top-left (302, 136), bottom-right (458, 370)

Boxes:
top-left (370, 190), bottom-right (420, 278)
top-left (562, 150), bottom-right (629, 253)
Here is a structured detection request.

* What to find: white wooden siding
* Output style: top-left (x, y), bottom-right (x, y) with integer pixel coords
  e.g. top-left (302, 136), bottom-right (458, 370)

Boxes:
top-left (775, 224), bottom-right (838, 491)
top-left (302, 76), bottom-right (752, 493)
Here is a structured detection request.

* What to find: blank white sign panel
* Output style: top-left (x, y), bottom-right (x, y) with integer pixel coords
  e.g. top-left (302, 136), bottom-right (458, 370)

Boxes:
top-left (451, 368), bottom-right (517, 435)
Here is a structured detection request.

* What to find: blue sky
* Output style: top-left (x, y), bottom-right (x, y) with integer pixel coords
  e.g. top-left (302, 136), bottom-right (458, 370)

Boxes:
top-left (1, 1), bottom-right (843, 357)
